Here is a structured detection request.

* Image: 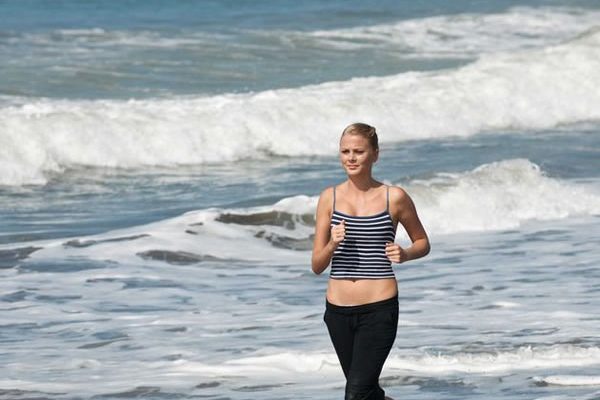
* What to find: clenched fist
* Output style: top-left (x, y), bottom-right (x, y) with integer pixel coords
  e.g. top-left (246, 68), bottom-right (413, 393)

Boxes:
top-left (330, 219), bottom-right (346, 245)
top-left (386, 242), bottom-right (409, 263)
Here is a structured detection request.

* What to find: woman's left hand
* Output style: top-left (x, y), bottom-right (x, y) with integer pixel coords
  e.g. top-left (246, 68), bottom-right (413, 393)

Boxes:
top-left (385, 242), bottom-right (408, 263)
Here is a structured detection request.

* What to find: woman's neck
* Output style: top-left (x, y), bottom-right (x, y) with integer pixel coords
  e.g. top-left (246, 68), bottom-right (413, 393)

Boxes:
top-left (346, 175), bottom-right (377, 192)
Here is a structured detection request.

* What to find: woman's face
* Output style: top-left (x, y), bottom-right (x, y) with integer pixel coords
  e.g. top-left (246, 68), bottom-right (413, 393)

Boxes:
top-left (339, 134), bottom-right (378, 176)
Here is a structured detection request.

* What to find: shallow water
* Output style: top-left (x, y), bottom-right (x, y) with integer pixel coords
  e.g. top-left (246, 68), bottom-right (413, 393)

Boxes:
top-left (1, 1), bottom-right (600, 399)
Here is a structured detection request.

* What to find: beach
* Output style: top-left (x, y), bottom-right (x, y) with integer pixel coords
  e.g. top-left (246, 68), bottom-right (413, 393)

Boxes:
top-left (1, 1), bottom-right (600, 399)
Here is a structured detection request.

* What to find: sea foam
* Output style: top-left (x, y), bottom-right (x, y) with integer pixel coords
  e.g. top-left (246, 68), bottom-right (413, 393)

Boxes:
top-left (294, 6), bottom-right (600, 55)
top-left (533, 375), bottom-right (600, 386)
top-left (169, 344), bottom-right (600, 377)
top-left (2, 27), bottom-right (600, 186)
top-left (3, 159), bottom-right (598, 264)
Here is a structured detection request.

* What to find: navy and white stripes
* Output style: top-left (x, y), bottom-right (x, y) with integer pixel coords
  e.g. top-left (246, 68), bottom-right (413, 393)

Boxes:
top-left (330, 208), bottom-right (397, 279)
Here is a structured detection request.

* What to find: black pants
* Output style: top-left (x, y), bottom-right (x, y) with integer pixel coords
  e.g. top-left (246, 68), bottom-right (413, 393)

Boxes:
top-left (324, 295), bottom-right (399, 400)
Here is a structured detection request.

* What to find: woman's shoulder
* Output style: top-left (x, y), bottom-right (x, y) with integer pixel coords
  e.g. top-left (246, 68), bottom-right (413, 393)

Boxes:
top-left (318, 185), bottom-right (335, 198)
top-left (315, 186), bottom-right (336, 219)
top-left (320, 181), bottom-right (345, 196)
top-left (387, 184), bottom-right (411, 206)
top-left (316, 185), bottom-right (336, 207)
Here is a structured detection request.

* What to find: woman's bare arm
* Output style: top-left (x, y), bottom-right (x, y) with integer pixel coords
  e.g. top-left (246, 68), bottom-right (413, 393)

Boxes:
top-left (311, 187), bottom-right (339, 274)
top-left (389, 186), bottom-right (430, 262)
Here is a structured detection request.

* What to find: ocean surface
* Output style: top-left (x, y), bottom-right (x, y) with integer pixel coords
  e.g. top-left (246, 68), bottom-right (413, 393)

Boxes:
top-left (1, 1), bottom-right (600, 399)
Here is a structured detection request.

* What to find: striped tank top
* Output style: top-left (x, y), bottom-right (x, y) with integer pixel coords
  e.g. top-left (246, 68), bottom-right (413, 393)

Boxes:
top-left (330, 185), bottom-right (397, 279)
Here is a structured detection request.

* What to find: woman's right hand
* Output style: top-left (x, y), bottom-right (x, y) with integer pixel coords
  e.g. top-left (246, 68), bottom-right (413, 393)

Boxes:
top-left (330, 220), bottom-right (345, 246)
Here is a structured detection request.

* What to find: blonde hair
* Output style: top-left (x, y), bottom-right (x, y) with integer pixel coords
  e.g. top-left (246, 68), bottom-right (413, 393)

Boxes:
top-left (341, 122), bottom-right (379, 151)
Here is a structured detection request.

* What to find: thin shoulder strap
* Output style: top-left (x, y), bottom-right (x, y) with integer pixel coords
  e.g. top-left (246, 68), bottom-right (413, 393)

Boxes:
top-left (332, 185), bottom-right (336, 210)
top-left (386, 185), bottom-right (390, 211)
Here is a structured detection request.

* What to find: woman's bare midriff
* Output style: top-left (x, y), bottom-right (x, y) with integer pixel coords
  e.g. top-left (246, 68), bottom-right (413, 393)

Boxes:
top-left (326, 277), bottom-right (398, 306)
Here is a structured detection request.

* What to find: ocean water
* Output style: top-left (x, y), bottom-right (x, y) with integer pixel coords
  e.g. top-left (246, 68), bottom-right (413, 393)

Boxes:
top-left (1, 1), bottom-right (600, 399)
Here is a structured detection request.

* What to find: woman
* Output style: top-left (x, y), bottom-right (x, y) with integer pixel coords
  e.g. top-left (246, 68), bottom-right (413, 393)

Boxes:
top-left (311, 123), bottom-right (430, 400)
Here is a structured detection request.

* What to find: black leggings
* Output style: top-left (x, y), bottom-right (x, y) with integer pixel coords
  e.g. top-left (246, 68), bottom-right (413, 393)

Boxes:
top-left (324, 295), bottom-right (399, 400)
